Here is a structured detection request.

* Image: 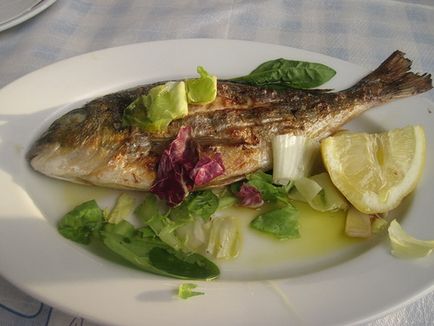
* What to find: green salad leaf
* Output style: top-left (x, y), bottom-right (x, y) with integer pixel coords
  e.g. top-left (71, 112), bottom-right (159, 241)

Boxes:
top-left (231, 58), bottom-right (336, 89)
top-left (103, 219), bottom-right (136, 238)
top-left (135, 193), bottom-right (185, 251)
top-left (186, 66), bottom-right (217, 104)
top-left (246, 171), bottom-right (289, 204)
top-left (123, 66), bottom-right (217, 132)
top-left (147, 81), bottom-right (188, 124)
top-left (59, 195), bottom-right (220, 280)
top-left (107, 193), bottom-right (135, 224)
top-left (57, 200), bottom-right (104, 244)
top-left (186, 190), bottom-right (219, 219)
top-left (171, 190), bottom-right (219, 222)
top-left (216, 188), bottom-right (238, 210)
top-left (123, 81), bottom-right (188, 132)
top-left (101, 215), bottom-right (220, 280)
top-left (250, 205), bottom-right (300, 240)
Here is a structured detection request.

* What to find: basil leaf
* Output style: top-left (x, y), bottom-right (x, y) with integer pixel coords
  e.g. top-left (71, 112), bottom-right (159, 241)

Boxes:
top-left (250, 205), bottom-right (300, 240)
top-left (149, 247), bottom-right (219, 280)
top-left (102, 227), bottom-right (219, 280)
top-left (231, 58), bottom-right (336, 89)
top-left (57, 200), bottom-right (104, 244)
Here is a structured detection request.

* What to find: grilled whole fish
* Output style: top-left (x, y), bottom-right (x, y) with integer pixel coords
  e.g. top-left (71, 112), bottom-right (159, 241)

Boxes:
top-left (27, 51), bottom-right (432, 190)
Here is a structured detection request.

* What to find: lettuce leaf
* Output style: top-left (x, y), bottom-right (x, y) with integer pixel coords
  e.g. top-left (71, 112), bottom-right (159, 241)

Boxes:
top-left (58, 196), bottom-right (220, 280)
top-left (186, 66), bottom-right (217, 104)
top-left (57, 200), bottom-right (104, 244)
top-left (216, 188), bottom-right (238, 210)
top-left (246, 171), bottom-right (289, 205)
top-left (170, 190), bottom-right (219, 222)
top-left (135, 193), bottom-right (186, 251)
top-left (184, 190), bottom-right (219, 220)
top-left (106, 193), bottom-right (135, 224)
top-left (122, 81), bottom-right (188, 132)
top-left (250, 205), bottom-right (300, 240)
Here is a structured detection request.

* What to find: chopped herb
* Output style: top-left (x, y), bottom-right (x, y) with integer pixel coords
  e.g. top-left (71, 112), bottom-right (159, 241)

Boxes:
top-left (178, 283), bottom-right (205, 299)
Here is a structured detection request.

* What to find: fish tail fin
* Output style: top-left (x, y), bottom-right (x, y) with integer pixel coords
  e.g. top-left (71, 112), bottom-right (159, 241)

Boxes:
top-left (350, 50), bottom-right (432, 100)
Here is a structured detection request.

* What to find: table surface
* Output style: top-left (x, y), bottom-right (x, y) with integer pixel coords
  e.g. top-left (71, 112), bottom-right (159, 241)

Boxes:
top-left (1, 0), bottom-right (434, 325)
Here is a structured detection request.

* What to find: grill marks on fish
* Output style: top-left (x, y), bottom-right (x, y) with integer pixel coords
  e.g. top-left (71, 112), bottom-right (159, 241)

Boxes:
top-left (27, 51), bottom-right (432, 190)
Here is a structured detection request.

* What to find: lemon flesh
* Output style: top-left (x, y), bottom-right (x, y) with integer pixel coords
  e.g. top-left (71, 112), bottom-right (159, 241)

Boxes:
top-left (321, 126), bottom-right (426, 214)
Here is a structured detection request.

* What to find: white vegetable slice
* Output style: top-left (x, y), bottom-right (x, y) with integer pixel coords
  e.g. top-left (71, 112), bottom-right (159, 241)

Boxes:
top-left (309, 173), bottom-right (348, 212)
top-left (345, 207), bottom-right (372, 238)
top-left (372, 217), bottom-right (388, 234)
top-left (388, 220), bottom-right (434, 258)
top-left (293, 177), bottom-right (322, 202)
top-left (206, 216), bottom-right (241, 259)
top-left (272, 135), bottom-right (319, 185)
top-left (289, 173), bottom-right (348, 212)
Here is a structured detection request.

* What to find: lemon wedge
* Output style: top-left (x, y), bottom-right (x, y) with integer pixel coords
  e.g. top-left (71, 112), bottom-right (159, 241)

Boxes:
top-left (321, 126), bottom-right (426, 214)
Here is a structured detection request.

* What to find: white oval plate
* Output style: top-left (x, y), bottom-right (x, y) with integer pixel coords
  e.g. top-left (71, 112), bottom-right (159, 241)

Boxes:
top-left (0, 39), bottom-right (433, 326)
top-left (0, 0), bottom-right (57, 32)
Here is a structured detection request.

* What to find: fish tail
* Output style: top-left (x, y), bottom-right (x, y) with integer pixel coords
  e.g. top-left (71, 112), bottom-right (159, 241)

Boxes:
top-left (349, 50), bottom-right (432, 100)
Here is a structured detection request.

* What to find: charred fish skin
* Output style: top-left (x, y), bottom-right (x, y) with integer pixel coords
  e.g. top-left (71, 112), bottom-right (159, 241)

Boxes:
top-left (28, 51), bottom-right (432, 190)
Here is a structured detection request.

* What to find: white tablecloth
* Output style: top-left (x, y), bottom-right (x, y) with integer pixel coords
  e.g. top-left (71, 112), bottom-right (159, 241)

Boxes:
top-left (1, 0), bottom-right (434, 325)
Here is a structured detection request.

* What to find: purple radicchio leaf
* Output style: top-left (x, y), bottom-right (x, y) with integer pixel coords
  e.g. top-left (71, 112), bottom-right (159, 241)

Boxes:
top-left (237, 183), bottom-right (264, 208)
top-left (150, 126), bottom-right (198, 206)
top-left (151, 160), bottom-right (191, 207)
top-left (190, 153), bottom-right (225, 186)
top-left (150, 126), bottom-right (225, 206)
